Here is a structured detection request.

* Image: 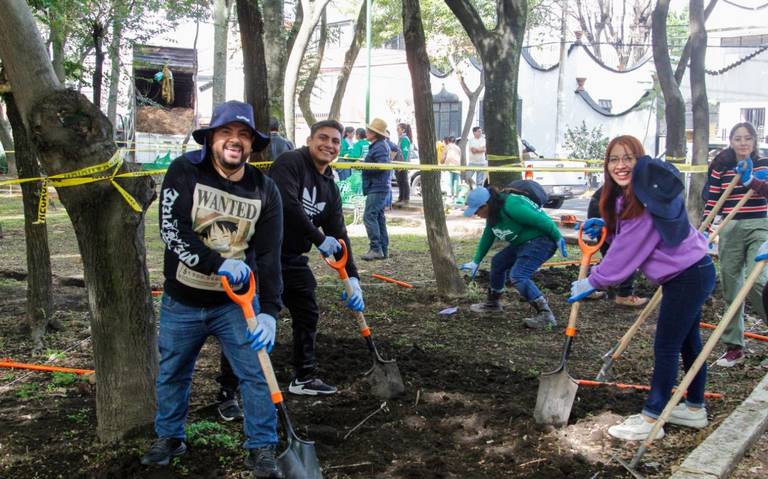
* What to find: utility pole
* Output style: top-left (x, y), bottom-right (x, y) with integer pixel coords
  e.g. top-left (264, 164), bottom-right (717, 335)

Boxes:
top-left (365, 0), bottom-right (372, 124)
top-left (554, 0), bottom-right (569, 158)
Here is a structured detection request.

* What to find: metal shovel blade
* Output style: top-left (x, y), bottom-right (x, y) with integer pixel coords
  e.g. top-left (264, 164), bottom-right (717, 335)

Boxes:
top-left (278, 436), bottom-right (323, 479)
top-left (534, 367), bottom-right (578, 426)
top-left (364, 356), bottom-right (405, 399)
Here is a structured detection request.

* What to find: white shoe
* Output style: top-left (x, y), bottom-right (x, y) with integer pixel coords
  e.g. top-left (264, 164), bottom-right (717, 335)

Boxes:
top-left (608, 414), bottom-right (665, 441)
top-left (668, 404), bottom-right (708, 428)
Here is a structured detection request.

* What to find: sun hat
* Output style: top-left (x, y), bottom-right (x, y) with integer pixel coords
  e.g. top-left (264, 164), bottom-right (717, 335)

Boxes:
top-left (190, 101), bottom-right (270, 163)
top-left (367, 117), bottom-right (388, 137)
top-left (464, 187), bottom-right (491, 217)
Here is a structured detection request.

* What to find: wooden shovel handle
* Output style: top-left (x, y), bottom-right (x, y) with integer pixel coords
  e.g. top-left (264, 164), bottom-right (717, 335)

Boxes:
top-left (342, 277), bottom-right (371, 337)
top-left (699, 172), bottom-right (742, 231)
top-left (709, 189), bottom-right (754, 242)
top-left (565, 226), bottom-right (608, 336)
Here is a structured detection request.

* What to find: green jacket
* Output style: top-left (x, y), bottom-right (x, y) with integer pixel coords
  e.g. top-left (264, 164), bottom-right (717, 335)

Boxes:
top-left (348, 139), bottom-right (370, 160)
top-left (399, 136), bottom-right (411, 162)
top-left (472, 193), bottom-right (562, 264)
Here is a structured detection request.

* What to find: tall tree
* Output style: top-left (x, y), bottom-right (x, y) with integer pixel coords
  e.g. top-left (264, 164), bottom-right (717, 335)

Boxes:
top-left (213, 0), bottom-right (233, 108)
top-left (0, 98), bottom-right (16, 176)
top-left (455, 68), bottom-right (484, 166)
top-left (92, 19), bottom-right (106, 109)
top-left (403, 0), bottom-right (466, 296)
top-left (445, 0), bottom-right (527, 186)
top-left (237, 0), bottom-right (271, 136)
top-left (298, 11), bottom-right (328, 127)
top-left (688, 0), bottom-right (708, 223)
top-left (283, 0), bottom-right (331, 143)
top-left (0, 0), bottom-right (158, 442)
top-left (328, 0), bottom-right (370, 121)
top-left (263, 0), bottom-right (302, 121)
top-left (573, 0), bottom-right (653, 67)
top-left (106, 13), bottom-right (123, 129)
top-left (3, 94), bottom-right (55, 351)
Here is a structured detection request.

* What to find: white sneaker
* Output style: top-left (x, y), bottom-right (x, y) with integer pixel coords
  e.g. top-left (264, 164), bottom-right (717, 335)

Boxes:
top-left (668, 404), bottom-right (708, 428)
top-left (608, 414), bottom-right (665, 441)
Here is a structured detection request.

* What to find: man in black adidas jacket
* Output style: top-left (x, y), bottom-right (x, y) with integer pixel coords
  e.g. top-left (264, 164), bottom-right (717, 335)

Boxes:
top-left (271, 119), bottom-right (364, 395)
top-left (141, 101), bottom-right (284, 479)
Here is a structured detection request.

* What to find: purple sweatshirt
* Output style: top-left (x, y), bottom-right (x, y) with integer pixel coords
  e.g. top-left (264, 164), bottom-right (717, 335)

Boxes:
top-left (587, 199), bottom-right (708, 289)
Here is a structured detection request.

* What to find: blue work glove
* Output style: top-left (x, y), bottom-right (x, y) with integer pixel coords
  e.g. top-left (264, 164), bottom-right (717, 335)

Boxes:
top-left (581, 218), bottom-right (605, 240)
top-left (756, 240), bottom-right (768, 262)
top-left (247, 313), bottom-right (276, 352)
top-left (737, 158), bottom-right (753, 186)
top-left (341, 277), bottom-right (365, 312)
top-left (568, 278), bottom-right (596, 303)
top-left (317, 236), bottom-right (342, 257)
top-left (459, 261), bottom-right (480, 279)
top-left (217, 259), bottom-right (251, 285)
top-left (558, 238), bottom-right (568, 258)
top-left (755, 169), bottom-right (768, 181)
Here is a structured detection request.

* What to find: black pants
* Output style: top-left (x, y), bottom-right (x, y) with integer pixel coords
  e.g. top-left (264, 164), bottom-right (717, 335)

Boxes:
top-left (395, 169), bottom-right (410, 202)
top-left (283, 255), bottom-right (321, 379)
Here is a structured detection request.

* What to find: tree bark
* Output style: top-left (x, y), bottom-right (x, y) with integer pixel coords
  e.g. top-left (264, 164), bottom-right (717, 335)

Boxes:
top-left (328, 0), bottom-right (369, 121)
top-left (0, 100), bottom-right (16, 176)
top-left (445, 0), bottom-right (526, 186)
top-left (107, 16), bottom-right (123, 130)
top-left (92, 21), bottom-right (105, 110)
top-left (688, 0), bottom-right (708, 225)
top-left (298, 11), bottom-right (327, 127)
top-left (673, 0), bottom-right (718, 84)
top-left (263, 0), bottom-right (288, 120)
top-left (4, 93), bottom-right (54, 352)
top-left (283, 0), bottom-right (331, 143)
top-left (49, 19), bottom-right (66, 83)
top-left (237, 0), bottom-right (271, 136)
top-left (213, 0), bottom-right (232, 109)
top-left (403, 0), bottom-right (465, 297)
top-left (0, 0), bottom-right (158, 442)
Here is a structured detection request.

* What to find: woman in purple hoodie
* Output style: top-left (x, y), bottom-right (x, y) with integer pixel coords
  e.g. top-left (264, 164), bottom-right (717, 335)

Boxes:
top-left (569, 135), bottom-right (715, 441)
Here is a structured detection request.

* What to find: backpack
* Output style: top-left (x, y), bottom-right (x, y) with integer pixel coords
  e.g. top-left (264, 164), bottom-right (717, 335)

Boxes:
top-left (505, 179), bottom-right (549, 208)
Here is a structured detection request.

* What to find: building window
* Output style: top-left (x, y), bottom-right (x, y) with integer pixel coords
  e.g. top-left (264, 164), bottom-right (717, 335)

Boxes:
top-left (432, 86), bottom-right (462, 140)
top-left (741, 108), bottom-right (766, 136)
top-left (598, 99), bottom-right (613, 112)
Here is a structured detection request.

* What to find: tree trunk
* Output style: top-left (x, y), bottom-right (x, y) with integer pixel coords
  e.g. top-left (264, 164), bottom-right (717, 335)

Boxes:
top-left (92, 21), bottom-right (105, 110)
top-left (0, 1), bottom-right (158, 442)
top-left (554, 0), bottom-right (568, 157)
top-left (328, 0), bottom-right (369, 121)
top-left (673, 0), bottom-right (718, 84)
top-left (0, 100), bottom-right (16, 176)
top-left (107, 17), bottom-right (123, 131)
top-left (403, 0), bottom-right (465, 297)
top-left (49, 22), bottom-right (66, 83)
top-left (445, 0), bottom-right (526, 187)
top-left (688, 0), bottom-right (708, 225)
top-left (213, 0), bottom-right (232, 109)
top-left (263, 0), bottom-right (288, 120)
top-left (4, 93), bottom-right (54, 352)
top-left (298, 11), bottom-right (327, 127)
top-left (283, 0), bottom-right (331, 143)
top-left (237, 0), bottom-right (271, 136)
top-left (652, 0), bottom-right (686, 160)
top-left (456, 69), bottom-right (484, 167)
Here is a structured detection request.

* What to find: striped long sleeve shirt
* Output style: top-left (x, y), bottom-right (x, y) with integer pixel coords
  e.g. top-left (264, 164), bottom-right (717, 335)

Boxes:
top-left (702, 157), bottom-right (768, 222)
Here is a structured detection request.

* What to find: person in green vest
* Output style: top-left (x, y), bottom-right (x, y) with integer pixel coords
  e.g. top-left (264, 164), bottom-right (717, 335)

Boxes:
top-left (337, 126), bottom-right (355, 181)
top-left (394, 123), bottom-right (412, 206)
top-left (460, 186), bottom-right (568, 329)
top-left (345, 128), bottom-right (369, 195)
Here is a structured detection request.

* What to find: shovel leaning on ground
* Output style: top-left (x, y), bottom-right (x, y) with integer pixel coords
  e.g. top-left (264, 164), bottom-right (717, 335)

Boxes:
top-left (221, 274), bottom-right (323, 479)
top-left (596, 175), bottom-right (743, 382)
top-left (616, 258), bottom-right (768, 479)
top-left (534, 225), bottom-right (606, 426)
top-left (323, 240), bottom-right (405, 399)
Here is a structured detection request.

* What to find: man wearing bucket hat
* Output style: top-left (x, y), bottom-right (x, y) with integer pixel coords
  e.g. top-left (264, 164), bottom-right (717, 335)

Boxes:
top-left (142, 100), bottom-right (286, 478)
top-left (268, 119), bottom-right (365, 396)
top-left (569, 139), bottom-right (715, 441)
top-left (360, 117), bottom-right (392, 260)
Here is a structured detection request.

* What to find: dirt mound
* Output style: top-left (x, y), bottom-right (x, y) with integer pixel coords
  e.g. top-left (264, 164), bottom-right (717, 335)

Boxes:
top-left (136, 106), bottom-right (193, 135)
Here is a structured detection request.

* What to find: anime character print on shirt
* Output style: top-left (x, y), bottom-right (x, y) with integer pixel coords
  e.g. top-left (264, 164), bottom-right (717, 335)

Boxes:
top-left (176, 183), bottom-right (262, 291)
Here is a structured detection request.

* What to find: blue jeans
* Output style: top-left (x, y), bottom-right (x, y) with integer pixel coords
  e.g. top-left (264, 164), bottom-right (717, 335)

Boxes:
top-left (489, 236), bottom-right (557, 301)
top-left (467, 169), bottom-right (486, 189)
top-left (364, 191), bottom-right (389, 255)
top-left (449, 172), bottom-right (460, 197)
top-left (643, 255), bottom-right (716, 418)
top-left (155, 295), bottom-right (277, 449)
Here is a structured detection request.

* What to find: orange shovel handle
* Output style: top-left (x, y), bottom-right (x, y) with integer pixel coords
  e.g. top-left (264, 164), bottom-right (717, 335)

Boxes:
top-left (322, 239), bottom-right (349, 280)
top-left (220, 272), bottom-right (257, 330)
top-left (577, 226), bottom-right (607, 261)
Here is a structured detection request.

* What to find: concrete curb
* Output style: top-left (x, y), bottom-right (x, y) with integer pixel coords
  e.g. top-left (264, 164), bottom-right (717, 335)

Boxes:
top-left (669, 371), bottom-right (768, 479)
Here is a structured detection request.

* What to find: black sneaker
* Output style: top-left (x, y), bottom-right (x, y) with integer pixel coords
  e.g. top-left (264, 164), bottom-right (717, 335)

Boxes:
top-left (141, 437), bottom-right (187, 466)
top-left (245, 445), bottom-right (284, 479)
top-left (217, 389), bottom-right (244, 421)
top-left (288, 377), bottom-right (337, 396)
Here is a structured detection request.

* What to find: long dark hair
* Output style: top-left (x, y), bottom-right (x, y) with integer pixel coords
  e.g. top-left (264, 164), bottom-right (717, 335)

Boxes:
top-left (486, 187), bottom-right (505, 227)
top-left (710, 122), bottom-right (760, 172)
top-left (599, 135), bottom-right (646, 234)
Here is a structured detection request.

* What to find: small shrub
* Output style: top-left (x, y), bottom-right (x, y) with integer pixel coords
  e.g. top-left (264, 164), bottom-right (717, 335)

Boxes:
top-left (563, 121), bottom-right (610, 161)
top-left (185, 420), bottom-right (239, 450)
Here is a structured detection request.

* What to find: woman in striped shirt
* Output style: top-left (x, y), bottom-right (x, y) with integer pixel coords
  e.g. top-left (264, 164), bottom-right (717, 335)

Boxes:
top-left (703, 122), bottom-right (768, 367)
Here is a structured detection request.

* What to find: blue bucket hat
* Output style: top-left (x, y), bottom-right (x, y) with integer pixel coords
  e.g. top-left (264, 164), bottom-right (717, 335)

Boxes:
top-left (191, 101), bottom-right (270, 163)
top-left (632, 155), bottom-right (690, 246)
top-left (464, 187), bottom-right (491, 217)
